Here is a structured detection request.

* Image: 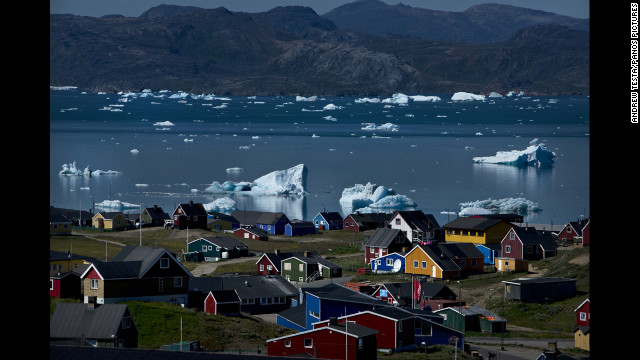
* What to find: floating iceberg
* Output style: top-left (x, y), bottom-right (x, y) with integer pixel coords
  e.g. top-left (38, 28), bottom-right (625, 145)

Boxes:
top-left (226, 167), bottom-right (244, 174)
top-left (355, 97), bottom-right (381, 103)
top-left (203, 197), bottom-right (236, 211)
top-left (410, 95), bottom-right (441, 102)
top-left (459, 197), bottom-right (541, 215)
top-left (451, 92), bottom-right (486, 101)
top-left (323, 104), bottom-right (343, 110)
top-left (361, 123), bottom-right (399, 131)
top-left (473, 143), bottom-right (555, 166)
top-left (153, 121), bottom-right (175, 127)
top-left (59, 162), bottom-right (122, 176)
top-left (488, 92), bottom-right (504, 98)
top-left (339, 182), bottom-right (416, 213)
top-left (382, 93), bottom-right (409, 104)
top-left (296, 96), bottom-right (317, 102)
top-left (95, 200), bottom-right (140, 212)
top-left (203, 164), bottom-right (307, 196)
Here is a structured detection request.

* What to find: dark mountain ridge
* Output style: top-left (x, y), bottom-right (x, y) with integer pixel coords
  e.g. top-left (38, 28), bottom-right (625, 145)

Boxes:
top-left (50, 3), bottom-right (589, 96)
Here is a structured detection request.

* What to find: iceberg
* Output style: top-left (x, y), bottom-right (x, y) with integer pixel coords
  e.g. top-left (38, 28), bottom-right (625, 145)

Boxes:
top-left (323, 104), bottom-right (343, 110)
top-left (473, 143), bottom-right (555, 166)
top-left (226, 167), bottom-right (244, 174)
top-left (451, 92), bottom-right (486, 101)
top-left (355, 97), bottom-right (381, 103)
top-left (361, 123), bottom-right (399, 131)
top-left (95, 200), bottom-right (140, 212)
top-left (203, 164), bottom-right (308, 196)
top-left (296, 96), bottom-right (317, 102)
top-left (382, 93), bottom-right (409, 104)
top-left (339, 182), bottom-right (416, 213)
top-left (59, 162), bottom-right (122, 176)
top-left (203, 197), bottom-right (236, 212)
top-left (153, 121), bottom-right (175, 126)
top-left (459, 197), bottom-right (541, 215)
top-left (409, 95), bottom-right (441, 102)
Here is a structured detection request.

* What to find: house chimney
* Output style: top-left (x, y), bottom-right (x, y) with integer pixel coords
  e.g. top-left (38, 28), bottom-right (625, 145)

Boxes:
top-left (304, 251), bottom-right (309, 257)
top-left (548, 341), bottom-right (558, 353)
top-left (275, 249), bottom-right (280, 255)
top-left (154, 205), bottom-right (158, 211)
top-left (402, 247), bottom-right (408, 252)
top-left (189, 200), bottom-right (194, 206)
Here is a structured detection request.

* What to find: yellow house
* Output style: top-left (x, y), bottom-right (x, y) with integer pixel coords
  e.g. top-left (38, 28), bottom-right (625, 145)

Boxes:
top-left (50, 250), bottom-right (96, 274)
top-left (404, 243), bottom-right (484, 279)
top-left (574, 327), bottom-right (590, 351)
top-left (50, 214), bottom-right (73, 235)
top-left (443, 216), bottom-right (515, 244)
top-left (92, 211), bottom-right (128, 230)
top-left (494, 257), bottom-right (528, 273)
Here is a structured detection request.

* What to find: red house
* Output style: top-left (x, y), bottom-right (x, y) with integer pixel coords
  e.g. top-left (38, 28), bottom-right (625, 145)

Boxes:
top-left (363, 227), bottom-right (411, 266)
top-left (575, 299), bottom-right (590, 327)
top-left (558, 219), bottom-right (589, 246)
top-left (172, 200), bottom-right (208, 230)
top-left (313, 308), bottom-right (414, 352)
top-left (204, 290), bottom-right (241, 315)
top-left (50, 271), bottom-right (83, 299)
top-left (267, 318), bottom-right (377, 359)
top-left (581, 221), bottom-right (590, 247)
top-left (234, 226), bottom-right (269, 241)
top-left (501, 226), bottom-right (557, 261)
top-left (255, 250), bottom-right (317, 276)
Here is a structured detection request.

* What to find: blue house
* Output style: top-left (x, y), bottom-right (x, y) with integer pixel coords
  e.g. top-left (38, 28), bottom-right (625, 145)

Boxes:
top-left (313, 212), bottom-right (344, 230)
top-left (285, 221), bottom-right (316, 236)
top-left (277, 283), bottom-right (388, 331)
top-left (231, 210), bottom-right (290, 235)
top-left (370, 251), bottom-right (407, 273)
top-left (475, 243), bottom-right (501, 265)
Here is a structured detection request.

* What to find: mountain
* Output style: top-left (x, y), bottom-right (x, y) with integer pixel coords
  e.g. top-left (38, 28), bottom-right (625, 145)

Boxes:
top-left (49, 4), bottom-right (589, 96)
top-left (322, 0), bottom-right (589, 43)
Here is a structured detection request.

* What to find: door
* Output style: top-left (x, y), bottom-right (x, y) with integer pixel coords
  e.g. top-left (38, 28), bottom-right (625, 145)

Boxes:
top-left (432, 265), bottom-right (437, 278)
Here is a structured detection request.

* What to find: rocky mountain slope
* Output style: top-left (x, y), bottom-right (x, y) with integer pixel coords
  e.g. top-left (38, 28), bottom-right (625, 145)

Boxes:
top-left (50, 3), bottom-right (589, 96)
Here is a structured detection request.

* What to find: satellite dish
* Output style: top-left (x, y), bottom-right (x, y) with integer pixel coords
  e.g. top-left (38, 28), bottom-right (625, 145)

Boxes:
top-left (393, 259), bottom-right (401, 272)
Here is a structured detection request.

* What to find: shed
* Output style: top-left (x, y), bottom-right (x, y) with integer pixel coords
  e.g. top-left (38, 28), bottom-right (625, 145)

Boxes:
top-left (204, 290), bottom-right (241, 315)
top-left (495, 257), bottom-right (529, 273)
top-left (285, 220), bottom-right (316, 236)
top-left (503, 277), bottom-right (577, 303)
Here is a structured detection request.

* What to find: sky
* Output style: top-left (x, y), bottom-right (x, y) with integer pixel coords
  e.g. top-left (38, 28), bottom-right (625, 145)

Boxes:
top-left (50, 0), bottom-right (590, 19)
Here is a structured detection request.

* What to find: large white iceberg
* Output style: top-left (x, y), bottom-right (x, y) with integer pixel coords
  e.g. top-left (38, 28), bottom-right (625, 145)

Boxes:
top-left (203, 197), bottom-right (236, 211)
top-left (94, 200), bottom-right (140, 212)
top-left (203, 164), bottom-right (308, 196)
top-left (459, 197), bottom-right (541, 215)
top-left (361, 123), bottom-right (399, 131)
top-left (339, 182), bottom-right (416, 213)
top-left (451, 92), bottom-right (486, 101)
top-left (58, 162), bottom-right (122, 176)
top-left (473, 143), bottom-right (555, 166)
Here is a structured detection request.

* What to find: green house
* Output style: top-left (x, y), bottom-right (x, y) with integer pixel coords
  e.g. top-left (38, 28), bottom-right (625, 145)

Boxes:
top-left (280, 251), bottom-right (342, 283)
top-left (434, 305), bottom-right (505, 333)
top-left (186, 236), bottom-right (248, 262)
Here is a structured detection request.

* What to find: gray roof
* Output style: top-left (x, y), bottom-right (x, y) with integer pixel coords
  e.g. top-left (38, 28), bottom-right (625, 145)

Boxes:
top-left (144, 206), bottom-right (170, 220)
top-left (231, 210), bottom-right (288, 226)
top-left (176, 201), bottom-right (208, 217)
top-left (363, 228), bottom-right (406, 248)
top-left (283, 252), bottom-right (342, 270)
top-left (190, 275), bottom-right (298, 298)
top-left (510, 227), bottom-right (557, 250)
top-left (416, 243), bottom-right (485, 272)
top-left (50, 303), bottom-right (132, 340)
top-left (50, 213), bottom-right (72, 224)
top-left (276, 304), bottom-right (307, 328)
top-left (50, 250), bottom-right (98, 263)
top-left (346, 212), bottom-right (391, 224)
top-left (434, 305), bottom-right (505, 321)
top-left (87, 245), bottom-right (191, 280)
top-left (503, 277), bottom-right (577, 286)
top-left (392, 210), bottom-right (442, 231)
top-left (317, 212), bottom-right (344, 222)
top-left (260, 251), bottom-right (317, 272)
top-left (303, 283), bottom-right (385, 306)
top-left (443, 216), bottom-right (505, 230)
top-left (197, 236), bottom-right (248, 250)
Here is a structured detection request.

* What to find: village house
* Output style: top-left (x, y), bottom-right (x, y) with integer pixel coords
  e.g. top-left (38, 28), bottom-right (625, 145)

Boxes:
top-left (231, 209), bottom-right (291, 235)
top-left (404, 243), bottom-right (485, 279)
top-left (285, 220), bottom-right (317, 236)
top-left (92, 211), bottom-right (128, 231)
top-left (79, 245), bottom-right (192, 307)
top-left (50, 303), bottom-right (138, 348)
top-left (574, 298), bottom-right (590, 351)
top-left (188, 275), bottom-right (298, 314)
top-left (363, 227), bottom-right (412, 266)
top-left (313, 211), bottom-right (344, 230)
top-left (474, 243), bottom-right (502, 265)
top-left (172, 200), bottom-right (208, 230)
top-left (255, 250), bottom-right (311, 276)
top-left (184, 236), bottom-right (249, 262)
top-left (501, 226), bottom-right (557, 261)
top-left (388, 210), bottom-right (443, 244)
top-left (370, 251), bottom-right (407, 274)
top-left (434, 305), bottom-right (506, 334)
top-left (267, 317), bottom-right (378, 360)
top-left (502, 277), bottom-right (577, 303)
top-left (51, 206), bottom-right (93, 227)
top-left (50, 213), bottom-right (73, 235)
top-left (280, 251), bottom-right (342, 283)
top-left (558, 219), bottom-right (590, 247)
top-left (495, 257), bottom-right (529, 273)
top-left (140, 205), bottom-right (171, 227)
top-left (443, 214), bottom-right (520, 244)
top-left (206, 211), bottom-right (240, 231)
top-left (371, 281), bottom-right (461, 310)
top-left (343, 212), bottom-right (391, 232)
top-left (234, 226), bottom-right (269, 241)
top-left (203, 290), bottom-right (241, 316)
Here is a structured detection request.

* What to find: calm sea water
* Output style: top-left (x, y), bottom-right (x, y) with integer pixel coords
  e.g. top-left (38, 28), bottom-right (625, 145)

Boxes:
top-left (50, 89), bottom-right (589, 226)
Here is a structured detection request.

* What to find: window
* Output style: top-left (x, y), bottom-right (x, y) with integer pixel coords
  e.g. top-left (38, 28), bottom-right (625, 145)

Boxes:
top-left (414, 260), bottom-right (419, 268)
top-left (358, 338), bottom-right (363, 349)
top-left (304, 338), bottom-right (313, 348)
top-left (386, 258), bottom-right (393, 266)
top-left (208, 246), bottom-right (212, 250)
top-left (395, 218), bottom-right (401, 225)
top-left (299, 264), bottom-right (304, 271)
top-left (309, 310), bottom-right (319, 318)
top-left (370, 248), bottom-right (375, 253)
top-left (174, 277), bottom-right (183, 287)
top-left (267, 265), bottom-right (272, 271)
top-left (285, 340), bottom-right (291, 347)
top-left (202, 245), bottom-right (207, 252)
top-left (422, 261), bottom-right (427, 269)
top-left (50, 279), bottom-right (54, 290)
top-left (478, 231), bottom-right (484, 236)
top-left (580, 312), bottom-right (587, 321)
top-left (472, 260), bottom-right (477, 266)
top-left (160, 258), bottom-right (169, 269)
top-left (510, 232), bottom-right (515, 240)
top-left (90, 279), bottom-right (99, 290)
top-left (299, 277), bottom-right (304, 282)
top-left (460, 260), bottom-right (466, 268)
top-left (398, 321), bottom-right (403, 332)
top-left (505, 245), bottom-right (511, 253)
top-left (260, 264), bottom-right (264, 271)
top-left (284, 263), bottom-right (291, 271)
top-left (158, 279), bottom-right (164, 292)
